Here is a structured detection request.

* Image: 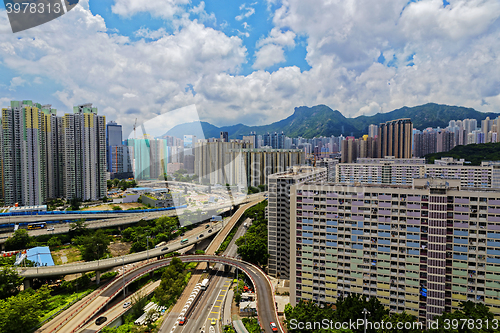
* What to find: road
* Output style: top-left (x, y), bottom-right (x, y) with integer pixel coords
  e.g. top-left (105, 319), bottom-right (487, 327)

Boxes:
top-left (78, 280), bottom-right (162, 333)
top-left (168, 219), bottom-right (250, 333)
top-left (36, 255), bottom-right (279, 333)
top-left (1, 194), bottom-right (263, 241)
top-left (158, 199), bottom-right (263, 333)
top-left (17, 223), bottom-right (224, 279)
top-left (32, 196), bottom-right (275, 333)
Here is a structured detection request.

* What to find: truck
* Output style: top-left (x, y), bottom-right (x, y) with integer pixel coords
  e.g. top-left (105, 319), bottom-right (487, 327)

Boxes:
top-left (201, 278), bottom-right (209, 290)
top-left (211, 215), bottom-right (222, 222)
top-left (155, 241), bottom-right (167, 248)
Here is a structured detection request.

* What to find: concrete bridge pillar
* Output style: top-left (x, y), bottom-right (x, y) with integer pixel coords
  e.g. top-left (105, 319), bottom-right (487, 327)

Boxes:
top-left (23, 279), bottom-right (32, 290)
top-left (96, 271), bottom-right (101, 285)
top-left (1, 243), bottom-right (5, 251)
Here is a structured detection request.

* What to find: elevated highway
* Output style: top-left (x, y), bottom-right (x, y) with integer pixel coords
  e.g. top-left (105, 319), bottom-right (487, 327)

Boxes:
top-left (1, 194), bottom-right (263, 243)
top-left (41, 255), bottom-right (281, 333)
top-left (17, 197), bottom-right (264, 278)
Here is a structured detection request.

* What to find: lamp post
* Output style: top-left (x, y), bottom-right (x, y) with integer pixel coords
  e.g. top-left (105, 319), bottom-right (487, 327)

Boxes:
top-left (97, 244), bottom-right (101, 267)
top-left (146, 236), bottom-right (151, 261)
top-left (362, 308), bottom-right (370, 333)
top-left (122, 256), bottom-right (125, 299)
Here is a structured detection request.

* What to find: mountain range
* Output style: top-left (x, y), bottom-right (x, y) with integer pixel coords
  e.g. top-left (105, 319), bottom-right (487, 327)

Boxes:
top-left (162, 103), bottom-right (499, 139)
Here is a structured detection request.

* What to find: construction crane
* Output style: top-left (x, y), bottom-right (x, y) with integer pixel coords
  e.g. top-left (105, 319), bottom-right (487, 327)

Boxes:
top-left (133, 118), bottom-right (137, 139)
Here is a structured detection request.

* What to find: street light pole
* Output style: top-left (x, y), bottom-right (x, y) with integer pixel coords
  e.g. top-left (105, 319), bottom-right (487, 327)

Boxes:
top-left (362, 308), bottom-right (370, 333)
top-left (122, 256), bottom-right (125, 299)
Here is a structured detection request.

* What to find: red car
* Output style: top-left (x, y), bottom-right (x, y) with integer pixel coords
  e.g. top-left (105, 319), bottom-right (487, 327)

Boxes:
top-left (270, 322), bottom-right (278, 332)
top-left (179, 317), bottom-right (186, 325)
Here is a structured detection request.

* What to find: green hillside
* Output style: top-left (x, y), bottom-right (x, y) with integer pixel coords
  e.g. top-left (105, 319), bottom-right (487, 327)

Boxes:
top-left (425, 142), bottom-right (500, 166)
top-left (163, 103), bottom-right (499, 139)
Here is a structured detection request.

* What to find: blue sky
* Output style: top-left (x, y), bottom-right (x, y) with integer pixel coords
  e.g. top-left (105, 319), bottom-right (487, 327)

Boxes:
top-left (0, 0), bottom-right (499, 136)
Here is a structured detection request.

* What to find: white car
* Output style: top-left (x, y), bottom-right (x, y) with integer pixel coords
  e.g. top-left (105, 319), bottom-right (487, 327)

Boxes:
top-left (47, 227), bottom-right (55, 231)
top-left (123, 301), bottom-right (131, 308)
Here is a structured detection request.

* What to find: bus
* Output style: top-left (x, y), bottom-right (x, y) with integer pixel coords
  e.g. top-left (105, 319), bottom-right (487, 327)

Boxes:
top-left (201, 278), bottom-right (209, 290)
top-left (180, 239), bottom-right (188, 245)
top-left (27, 222), bottom-right (46, 230)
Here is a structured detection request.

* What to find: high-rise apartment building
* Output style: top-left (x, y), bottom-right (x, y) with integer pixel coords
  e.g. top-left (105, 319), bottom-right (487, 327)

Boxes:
top-left (263, 132), bottom-right (285, 149)
top-left (62, 104), bottom-right (107, 201)
top-left (194, 139), bottom-right (252, 186)
top-left (268, 166), bottom-right (327, 279)
top-left (289, 178), bottom-right (500, 323)
top-left (238, 148), bottom-right (306, 187)
top-left (106, 121), bottom-right (132, 179)
top-left (377, 118), bottom-right (413, 158)
top-left (0, 101), bottom-right (106, 205)
top-left (220, 131), bottom-right (228, 143)
top-left (1, 101), bottom-right (48, 206)
top-left (336, 157), bottom-right (500, 189)
top-left (368, 124), bottom-right (379, 138)
top-left (127, 138), bottom-right (169, 180)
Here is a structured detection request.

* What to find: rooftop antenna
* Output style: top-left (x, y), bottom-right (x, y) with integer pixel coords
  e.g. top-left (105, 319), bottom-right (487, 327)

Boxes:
top-left (133, 118), bottom-right (137, 139)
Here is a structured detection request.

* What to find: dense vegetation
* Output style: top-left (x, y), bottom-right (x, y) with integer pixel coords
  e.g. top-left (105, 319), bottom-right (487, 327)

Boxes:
top-left (107, 178), bottom-right (137, 191)
top-left (165, 103), bottom-right (499, 139)
top-left (235, 201), bottom-right (269, 267)
top-left (158, 169), bottom-right (198, 183)
top-left (425, 142), bottom-right (500, 166)
top-left (154, 257), bottom-right (190, 307)
top-left (284, 298), bottom-right (500, 333)
top-left (121, 215), bottom-right (190, 253)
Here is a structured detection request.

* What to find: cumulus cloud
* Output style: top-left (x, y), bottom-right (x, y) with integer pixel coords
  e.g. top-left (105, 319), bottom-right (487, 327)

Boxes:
top-left (253, 27), bottom-right (296, 69)
top-left (1, 0), bottom-right (500, 136)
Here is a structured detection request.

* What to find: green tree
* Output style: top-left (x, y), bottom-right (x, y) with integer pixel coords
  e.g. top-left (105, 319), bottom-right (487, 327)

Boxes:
top-left (377, 312), bottom-right (421, 333)
top-left (69, 219), bottom-right (88, 237)
top-left (429, 301), bottom-right (499, 333)
top-left (5, 229), bottom-right (31, 251)
top-left (74, 229), bottom-right (111, 261)
top-left (0, 285), bottom-right (51, 333)
top-left (47, 236), bottom-right (62, 250)
top-left (223, 325), bottom-right (236, 333)
top-left (155, 257), bottom-right (188, 307)
top-left (0, 266), bottom-right (23, 298)
top-left (334, 295), bottom-right (389, 332)
top-left (284, 300), bottom-right (337, 333)
top-left (69, 197), bottom-right (82, 211)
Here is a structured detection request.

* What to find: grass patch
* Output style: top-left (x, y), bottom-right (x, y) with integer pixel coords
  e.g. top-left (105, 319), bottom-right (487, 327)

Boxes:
top-left (52, 246), bottom-right (82, 265)
top-left (40, 287), bottom-right (96, 323)
top-left (185, 262), bottom-right (198, 270)
top-left (216, 218), bottom-right (244, 255)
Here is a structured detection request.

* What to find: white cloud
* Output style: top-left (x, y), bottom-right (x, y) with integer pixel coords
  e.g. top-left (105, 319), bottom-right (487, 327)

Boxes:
top-left (9, 77), bottom-right (26, 90)
top-left (111, 0), bottom-right (190, 19)
top-left (253, 27), bottom-right (296, 69)
top-left (253, 44), bottom-right (285, 69)
top-left (1, 0), bottom-right (500, 136)
top-left (236, 4), bottom-right (256, 21)
top-left (134, 27), bottom-right (168, 40)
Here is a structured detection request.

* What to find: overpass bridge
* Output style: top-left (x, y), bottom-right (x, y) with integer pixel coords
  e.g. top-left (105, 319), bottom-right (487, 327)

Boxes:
top-left (37, 255), bottom-right (283, 333)
top-left (1, 194), bottom-right (264, 243)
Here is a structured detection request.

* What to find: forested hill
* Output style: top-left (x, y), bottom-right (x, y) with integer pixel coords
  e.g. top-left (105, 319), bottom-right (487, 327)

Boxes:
top-left (425, 142), bottom-right (500, 166)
